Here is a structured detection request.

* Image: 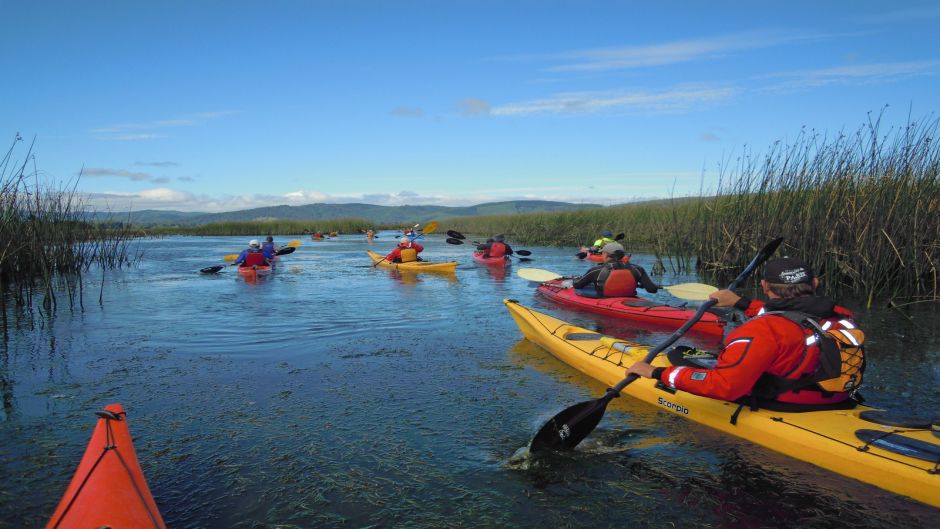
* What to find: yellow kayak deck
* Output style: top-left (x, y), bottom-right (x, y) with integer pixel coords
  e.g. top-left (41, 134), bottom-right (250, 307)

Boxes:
top-left (367, 250), bottom-right (458, 273)
top-left (504, 299), bottom-right (940, 508)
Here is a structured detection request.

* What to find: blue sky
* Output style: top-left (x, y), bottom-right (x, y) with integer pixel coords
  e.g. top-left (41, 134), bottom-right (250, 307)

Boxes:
top-left (3, 0), bottom-right (939, 212)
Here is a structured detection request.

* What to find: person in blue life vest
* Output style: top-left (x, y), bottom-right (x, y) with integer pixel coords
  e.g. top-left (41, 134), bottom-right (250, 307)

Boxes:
top-left (563, 242), bottom-right (658, 297)
top-left (260, 236), bottom-right (278, 260)
top-left (233, 240), bottom-right (271, 267)
top-left (477, 234), bottom-right (514, 259)
top-left (385, 237), bottom-right (424, 263)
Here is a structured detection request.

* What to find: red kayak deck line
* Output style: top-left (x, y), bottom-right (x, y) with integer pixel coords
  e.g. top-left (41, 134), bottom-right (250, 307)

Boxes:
top-left (579, 246), bottom-right (630, 262)
top-left (537, 280), bottom-right (726, 336)
top-left (472, 251), bottom-right (510, 267)
top-left (46, 404), bottom-right (166, 529)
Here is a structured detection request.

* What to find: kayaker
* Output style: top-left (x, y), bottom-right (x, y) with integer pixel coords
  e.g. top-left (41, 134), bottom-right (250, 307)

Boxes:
top-left (625, 256), bottom-right (862, 408)
top-left (233, 240), bottom-right (271, 267)
top-left (385, 237), bottom-right (424, 263)
top-left (477, 234), bottom-right (514, 259)
top-left (261, 236), bottom-right (278, 259)
top-left (590, 230), bottom-right (617, 253)
top-left (563, 243), bottom-right (658, 297)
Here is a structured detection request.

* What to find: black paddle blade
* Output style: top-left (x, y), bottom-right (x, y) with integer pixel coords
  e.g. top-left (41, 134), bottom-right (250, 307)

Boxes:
top-left (276, 246), bottom-right (296, 256)
top-left (516, 249), bottom-right (532, 256)
top-left (615, 233), bottom-right (625, 241)
top-left (446, 230), bottom-right (465, 240)
top-left (445, 237), bottom-right (464, 245)
top-left (516, 257), bottom-right (534, 262)
top-left (530, 391), bottom-right (618, 452)
top-left (200, 265), bottom-right (224, 274)
top-left (575, 252), bottom-right (588, 259)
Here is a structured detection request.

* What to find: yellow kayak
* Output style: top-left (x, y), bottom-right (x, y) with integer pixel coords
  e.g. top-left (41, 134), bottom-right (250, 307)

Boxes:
top-left (504, 299), bottom-right (940, 508)
top-left (367, 250), bottom-right (458, 273)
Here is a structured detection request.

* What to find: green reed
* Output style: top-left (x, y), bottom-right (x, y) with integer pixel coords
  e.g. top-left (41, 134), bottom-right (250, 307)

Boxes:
top-left (446, 114), bottom-right (940, 305)
top-left (1, 135), bottom-right (140, 312)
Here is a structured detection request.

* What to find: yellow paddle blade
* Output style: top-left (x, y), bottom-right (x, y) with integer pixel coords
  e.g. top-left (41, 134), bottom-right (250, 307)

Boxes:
top-left (223, 254), bottom-right (239, 262)
top-left (286, 239), bottom-right (301, 247)
top-left (665, 282), bottom-right (719, 301)
top-left (516, 268), bottom-right (562, 282)
top-left (421, 221), bottom-right (439, 235)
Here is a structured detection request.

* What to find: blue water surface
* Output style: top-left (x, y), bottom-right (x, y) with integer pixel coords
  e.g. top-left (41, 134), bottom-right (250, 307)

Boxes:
top-left (2, 233), bottom-right (939, 528)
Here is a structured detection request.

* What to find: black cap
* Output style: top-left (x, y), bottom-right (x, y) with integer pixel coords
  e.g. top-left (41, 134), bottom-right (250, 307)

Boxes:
top-left (763, 257), bottom-right (814, 284)
top-left (493, 234), bottom-right (505, 242)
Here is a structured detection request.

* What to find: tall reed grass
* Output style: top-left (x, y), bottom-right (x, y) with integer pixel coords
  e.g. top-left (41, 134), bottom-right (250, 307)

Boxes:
top-left (447, 114), bottom-right (940, 305)
top-left (1, 135), bottom-right (140, 313)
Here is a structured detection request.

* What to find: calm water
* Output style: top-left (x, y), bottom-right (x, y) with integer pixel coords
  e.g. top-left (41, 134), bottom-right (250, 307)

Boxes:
top-left (2, 234), bottom-right (939, 528)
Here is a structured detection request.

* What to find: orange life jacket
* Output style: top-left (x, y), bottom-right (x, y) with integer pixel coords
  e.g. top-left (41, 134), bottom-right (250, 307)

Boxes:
top-left (599, 267), bottom-right (638, 297)
top-left (400, 247), bottom-right (417, 263)
top-left (487, 242), bottom-right (507, 258)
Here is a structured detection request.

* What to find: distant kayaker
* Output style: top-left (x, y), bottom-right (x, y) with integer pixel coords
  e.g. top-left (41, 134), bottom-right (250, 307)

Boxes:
top-left (590, 230), bottom-right (617, 253)
top-left (385, 237), bottom-right (424, 263)
top-left (366, 229), bottom-right (375, 239)
top-left (233, 240), bottom-right (271, 267)
top-left (477, 234), bottom-right (514, 259)
top-left (261, 236), bottom-right (278, 259)
top-left (562, 243), bottom-right (658, 297)
top-left (626, 256), bottom-right (863, 408)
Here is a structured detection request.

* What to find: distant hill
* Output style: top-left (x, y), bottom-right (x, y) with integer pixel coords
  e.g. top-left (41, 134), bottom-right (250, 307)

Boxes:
top-left (91, 200), bottom-right (604, 226)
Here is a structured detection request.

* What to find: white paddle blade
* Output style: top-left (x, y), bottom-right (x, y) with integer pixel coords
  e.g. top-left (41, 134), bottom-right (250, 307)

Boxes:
top-left (665, 283), bottom-right (719, 301)
top-left (516, 268), bottom-right (562, 282)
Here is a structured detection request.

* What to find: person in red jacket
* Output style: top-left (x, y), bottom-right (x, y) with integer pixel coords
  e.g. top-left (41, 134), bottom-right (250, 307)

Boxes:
top-left (626, 256), bottom-right (859, 407)
top-left (384, 237), bottom-right (424, 263)
top-left (476, 234), bottom-right (514, 258)
top-left (233, 240), bottom-right (271, 268)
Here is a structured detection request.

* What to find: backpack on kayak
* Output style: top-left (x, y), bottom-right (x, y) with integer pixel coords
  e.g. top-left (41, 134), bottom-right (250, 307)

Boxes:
top-left (761, 311), bottom-right (866, 395)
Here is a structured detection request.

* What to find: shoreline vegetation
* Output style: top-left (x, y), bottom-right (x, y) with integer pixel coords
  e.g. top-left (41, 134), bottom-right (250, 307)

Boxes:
top-left (446, 114), bottom-right (940, 306)
top-left (4, 112), bottom-right (939, 307)
top-left (1, 135), bottom-right (140, 313)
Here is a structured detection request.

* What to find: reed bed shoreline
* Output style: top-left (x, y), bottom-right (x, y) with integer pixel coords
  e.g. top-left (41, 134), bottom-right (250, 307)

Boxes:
top-left (1, 135), bottom-right (140, 313)
top-left (446, 115), bottom-right (940, 306)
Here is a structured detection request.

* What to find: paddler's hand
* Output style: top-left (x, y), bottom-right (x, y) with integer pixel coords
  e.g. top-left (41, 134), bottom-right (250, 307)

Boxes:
top-left (708, 289), bottom-right (741, 307)
top-left (626, 361), bottom-right (656, 379)
top-left (560, 279), bottom-right (574, 289)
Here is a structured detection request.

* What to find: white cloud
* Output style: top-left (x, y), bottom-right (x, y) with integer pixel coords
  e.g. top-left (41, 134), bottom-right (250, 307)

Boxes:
top-left (91, 111), bottom-right (232, 141)
top-left (492, 85), bottom-right (736, 116)
top-left (760, 60), bottom-right (940, 92)
top-left (530, 30), bottom-right (832, 72)
top-left (82, 167), bottom-right (154, 181)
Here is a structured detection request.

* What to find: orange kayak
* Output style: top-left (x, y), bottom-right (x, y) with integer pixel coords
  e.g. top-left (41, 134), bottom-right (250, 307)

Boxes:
top-left (46, 404), bottom-right (166, 529)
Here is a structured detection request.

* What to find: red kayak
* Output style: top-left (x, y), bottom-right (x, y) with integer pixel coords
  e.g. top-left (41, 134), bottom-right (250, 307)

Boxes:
top-left (579, 246), bottom-right (630, 262)
top-left (537, 279), bottom-right (726, 336)
top-left (473, 251), bottom-right (510, 267)
top-left (46, 404), bottom-right (166, 529)
top-left (238, 264), bottom-right (273, 279)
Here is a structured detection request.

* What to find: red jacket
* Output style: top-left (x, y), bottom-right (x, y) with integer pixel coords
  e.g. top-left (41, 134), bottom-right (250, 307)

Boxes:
top-left (658, 298), bottom-right (856, 404)
top-left (385, 242), bottom-right (424, 262)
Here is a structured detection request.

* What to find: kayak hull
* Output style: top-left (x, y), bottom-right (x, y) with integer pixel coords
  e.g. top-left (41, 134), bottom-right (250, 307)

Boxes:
top-left (367, 250), bottom-right (458, 273)
top-left (472, 251), bottom-right (510, 267)
top-left (503, 300), bottom-right (940, 508)
top-left (580, 246), bottom-right (630, 262)
top-left (45, 404), bottom-right (166, 529)
top-left (537, 280), bottom-right (726, 336)
top-left (238, 265), bottom-right (273, 278)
